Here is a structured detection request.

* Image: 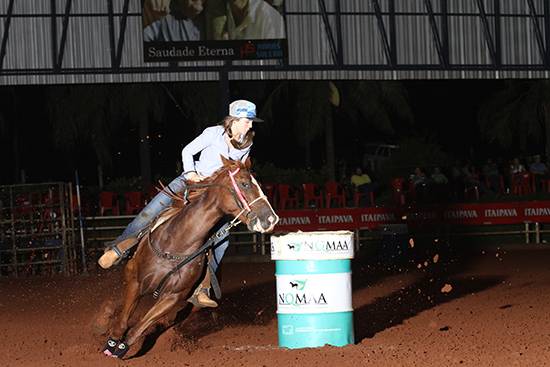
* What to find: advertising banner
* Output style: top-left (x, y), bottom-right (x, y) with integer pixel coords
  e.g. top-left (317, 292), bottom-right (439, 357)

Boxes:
top-left (271, 231), bottom-right (354, 260)
top-left (142, 0), bottom-right (288, 62)
top-left (276, 273), bottom-right (353, 314)
top-left (273, 201), bottom-right (550, 232)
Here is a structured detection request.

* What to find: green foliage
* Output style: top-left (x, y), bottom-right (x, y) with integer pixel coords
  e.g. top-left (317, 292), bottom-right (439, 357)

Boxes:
top-left (378, 136), bottom-right (450, 183)
top-left (104, 176), bottom-right (142, 193)
top-left (253, 162), bottom-right (329, 186)
top-left (478, 80), bottom-right (550, 156)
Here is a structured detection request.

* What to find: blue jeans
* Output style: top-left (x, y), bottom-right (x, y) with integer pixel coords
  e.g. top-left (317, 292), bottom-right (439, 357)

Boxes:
top-left (116, 175), bottom-right (187, 242)
top-left (211, 238), bottom-right (229, 273)
top-left (115, 174), bottom-right (229, 273)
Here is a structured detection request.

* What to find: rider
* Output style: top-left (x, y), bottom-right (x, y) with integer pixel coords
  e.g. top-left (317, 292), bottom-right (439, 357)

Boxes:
top-left (99, 99), bottom-right (262, 308)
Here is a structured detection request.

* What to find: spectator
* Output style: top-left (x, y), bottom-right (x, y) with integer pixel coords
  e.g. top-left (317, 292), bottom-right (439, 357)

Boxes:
top-left (482, 158), bottom-right (502, 193)
top-left (411, 167), bottom-right (427, 187)
top-left (510, 157), bottom-right (526, 175)
top-left (448, 160), bottom-right (465, 199)
top-left (529, 154), bottom-right (548, 191)
top-left (431, 166), bottom-right (449, 202)
top-left (431, 167), bottom-right (448, 185)
top-left (462, 162), bottom-right (485, 199)
top-left (529, 154), bottom-right (548, 176)
top-left (410, 167), bottom-right (428, 202)
top-left (509, 157), bottom-right (527, 193)
top-left (350, 167), bottom-right (374, 205)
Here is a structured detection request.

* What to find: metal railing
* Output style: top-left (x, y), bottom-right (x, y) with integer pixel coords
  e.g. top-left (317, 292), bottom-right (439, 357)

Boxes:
top-left (0, 182), bottom-right (81, 276)
top-left (67, 215), bottom-right (550, 272)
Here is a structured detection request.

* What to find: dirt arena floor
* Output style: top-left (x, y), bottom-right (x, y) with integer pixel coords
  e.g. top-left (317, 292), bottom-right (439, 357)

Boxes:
top-left (1, 242), bottom-right (550, 367)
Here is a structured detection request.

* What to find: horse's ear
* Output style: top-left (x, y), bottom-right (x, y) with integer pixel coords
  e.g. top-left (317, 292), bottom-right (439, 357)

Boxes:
top-left (244, 157), bottom-right (252, 169)
top-left (220, 155), bottom-right (231, 166)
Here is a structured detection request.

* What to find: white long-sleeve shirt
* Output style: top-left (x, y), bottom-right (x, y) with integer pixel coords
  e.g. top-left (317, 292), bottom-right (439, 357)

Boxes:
top-left (181, 126), bottom-right (251, 177)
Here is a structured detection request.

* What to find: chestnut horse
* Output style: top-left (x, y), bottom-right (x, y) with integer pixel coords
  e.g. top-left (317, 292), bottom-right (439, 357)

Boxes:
top-left (100, 156), bottom-right (279, 358)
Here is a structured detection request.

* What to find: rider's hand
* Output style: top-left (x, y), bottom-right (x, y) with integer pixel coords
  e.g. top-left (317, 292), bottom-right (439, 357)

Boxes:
top-left (186, 172), bottom-right (205, 182)
top-left (150, 0), bottom-right (170, 12)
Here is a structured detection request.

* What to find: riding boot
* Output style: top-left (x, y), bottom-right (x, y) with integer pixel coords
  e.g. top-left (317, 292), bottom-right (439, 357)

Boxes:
top-left (188, 267), bottom-right (218, 308)
top-left (98, 237), bottom-right (139, 269)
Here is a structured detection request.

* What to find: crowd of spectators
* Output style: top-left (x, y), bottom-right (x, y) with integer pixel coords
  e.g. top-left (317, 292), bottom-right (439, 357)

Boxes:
top-left (335, 154), bottom-right (550, 207)
top-left (397, 155), bottom-right (550, 204)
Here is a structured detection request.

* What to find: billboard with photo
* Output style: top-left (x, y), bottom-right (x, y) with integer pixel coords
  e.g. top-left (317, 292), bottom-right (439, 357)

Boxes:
top-left (143, 0), bottom-right (287, 62)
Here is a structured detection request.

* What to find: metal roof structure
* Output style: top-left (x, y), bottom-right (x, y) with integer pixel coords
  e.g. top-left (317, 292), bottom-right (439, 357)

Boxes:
top-left (0, 0), bottom-right (549, 85)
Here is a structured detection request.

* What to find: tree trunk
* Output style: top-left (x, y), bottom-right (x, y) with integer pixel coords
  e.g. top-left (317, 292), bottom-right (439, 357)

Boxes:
top-left (324, 111), bottom-right (336, 181)
top-left (97, 164), bottom-right (104, 189)
top-left (305, 142), bottom-right (311, 168)
top-left (139, 117), bottom-right (152, 190)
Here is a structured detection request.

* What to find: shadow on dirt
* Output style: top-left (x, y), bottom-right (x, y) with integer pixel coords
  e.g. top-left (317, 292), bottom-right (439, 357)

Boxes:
top-left (128, 234), bottom-right (505, 357)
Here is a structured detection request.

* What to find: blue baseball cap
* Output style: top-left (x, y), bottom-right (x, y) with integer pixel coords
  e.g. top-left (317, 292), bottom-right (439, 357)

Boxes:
top-left (229, 100), bottom-right (264, 122)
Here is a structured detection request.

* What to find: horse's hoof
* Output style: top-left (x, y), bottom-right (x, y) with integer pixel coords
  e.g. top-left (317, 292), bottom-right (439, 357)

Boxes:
top-left (112, 341), bottom-right (129, 358)
top-left (102, 337), bottom-right (118, 357)
top-left (102, 338), bottom-right (130, 358)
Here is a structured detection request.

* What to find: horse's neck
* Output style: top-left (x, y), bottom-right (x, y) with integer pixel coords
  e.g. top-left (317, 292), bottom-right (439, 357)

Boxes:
top-left (183, 192), bottom-right (223, 227)
top-left (163, 189), bottom-right (224, 248)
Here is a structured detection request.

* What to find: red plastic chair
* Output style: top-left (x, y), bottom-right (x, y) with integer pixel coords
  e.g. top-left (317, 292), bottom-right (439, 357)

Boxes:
top-left (464, 185), bottom-right (480, 201)
top-left (391, 178), bottom-right (406, 206)
top-left (277, 184), bottom-right (299, 210)
top-left (511, 172), bottom-right (534, 195)
top-left (302, 183), bottom-right (323, 209)
top-left (99, 191), bottom-right (119, 216)
top-left (124, 191), bottom-right (144, 215)
top-left (325, 181), bottom-right (346, 208)
top-left (484, 174), bottom-right (505, 194)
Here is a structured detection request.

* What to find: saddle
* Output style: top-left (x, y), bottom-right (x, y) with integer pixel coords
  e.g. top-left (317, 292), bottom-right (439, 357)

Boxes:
top-left (98, 184), bottom-right (205, 269)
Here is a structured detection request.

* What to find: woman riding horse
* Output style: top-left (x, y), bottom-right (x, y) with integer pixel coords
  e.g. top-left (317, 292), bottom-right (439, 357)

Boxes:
top-left (101, 156), bottom-right (279, 358)
top-left (99, 99), bottom-right (263, 308)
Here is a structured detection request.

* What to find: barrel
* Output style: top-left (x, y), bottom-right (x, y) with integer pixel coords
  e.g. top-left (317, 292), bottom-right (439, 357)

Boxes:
top-left (271, 231), bottom-right (354, 349)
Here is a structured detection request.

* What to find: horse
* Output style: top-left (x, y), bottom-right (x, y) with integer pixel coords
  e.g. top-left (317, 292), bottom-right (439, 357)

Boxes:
top-left (98, 156), bottom-right (279, 358)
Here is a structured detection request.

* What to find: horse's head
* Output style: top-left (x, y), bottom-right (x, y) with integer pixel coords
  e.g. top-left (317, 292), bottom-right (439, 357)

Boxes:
top-left (212, 156), bottom-right (279, 233)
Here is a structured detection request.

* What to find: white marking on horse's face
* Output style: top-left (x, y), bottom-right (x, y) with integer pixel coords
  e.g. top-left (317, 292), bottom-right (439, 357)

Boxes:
top-left (250, 176), bottom-right (279, 232)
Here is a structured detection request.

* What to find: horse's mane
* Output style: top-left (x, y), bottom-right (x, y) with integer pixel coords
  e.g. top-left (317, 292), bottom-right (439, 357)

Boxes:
top-left (149, 159), bottom-right (246, 233)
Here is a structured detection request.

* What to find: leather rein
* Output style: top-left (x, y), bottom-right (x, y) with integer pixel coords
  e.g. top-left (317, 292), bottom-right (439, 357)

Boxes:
top-left (151, 167), bottom-right (267, 299)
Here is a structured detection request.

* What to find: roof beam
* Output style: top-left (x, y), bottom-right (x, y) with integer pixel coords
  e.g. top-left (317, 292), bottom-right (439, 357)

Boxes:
top-left (527, 0), bottom-right (549, 67)
top-left (0, 0), bottom-right (15, 70)
top-left (475, 0), bottom-right (499, 66)
top-left (372, 0), bottom-right (394, 66)
top-left (318, 0), bottom-right (339, 66)
top-left (423, 0), bottom-right (447, 67)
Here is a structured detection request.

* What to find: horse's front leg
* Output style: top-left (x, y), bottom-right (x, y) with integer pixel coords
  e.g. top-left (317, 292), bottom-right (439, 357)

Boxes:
top-left (109, 290), bottom-right (189, 358)
top-left (102, 260), bottom-right (141, 357)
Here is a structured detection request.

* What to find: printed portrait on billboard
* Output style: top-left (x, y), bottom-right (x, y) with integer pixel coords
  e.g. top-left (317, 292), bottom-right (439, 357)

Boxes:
top-left (143, 0), bottom-right (287, 61)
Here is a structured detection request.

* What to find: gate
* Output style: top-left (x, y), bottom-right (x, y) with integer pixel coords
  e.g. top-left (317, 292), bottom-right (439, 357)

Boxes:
top-left (0, 183), bottom-right (80, 276)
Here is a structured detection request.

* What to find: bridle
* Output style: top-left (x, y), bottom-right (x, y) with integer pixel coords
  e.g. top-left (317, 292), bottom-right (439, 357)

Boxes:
top-left (149, 166), bottom-right (273, 298)
top-left (227, 167), bottom-right (268, 226)
top-left (180, 166), bottom-right (269, 227)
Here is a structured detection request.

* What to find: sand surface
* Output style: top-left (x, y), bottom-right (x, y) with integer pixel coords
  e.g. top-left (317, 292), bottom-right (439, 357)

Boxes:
top-left (1, 244), bottom-right (550, 366)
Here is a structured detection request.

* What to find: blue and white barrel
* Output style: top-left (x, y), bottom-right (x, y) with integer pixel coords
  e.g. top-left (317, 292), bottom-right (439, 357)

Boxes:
top-left (271, 231), bottom-right (354, 349)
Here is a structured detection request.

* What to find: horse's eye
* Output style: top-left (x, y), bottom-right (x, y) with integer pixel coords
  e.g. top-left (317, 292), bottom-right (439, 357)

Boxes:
top-left (240, 182), bottom-right (250, 189)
